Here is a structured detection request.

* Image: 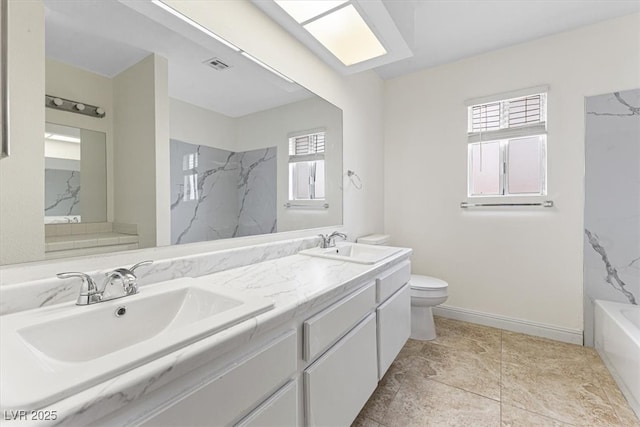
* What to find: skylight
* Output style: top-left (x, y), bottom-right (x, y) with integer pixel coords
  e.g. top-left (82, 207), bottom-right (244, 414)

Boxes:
top-left (274, 1), bottom-right (386, 66)
top-left (274, 0), bottom-right (348, 24)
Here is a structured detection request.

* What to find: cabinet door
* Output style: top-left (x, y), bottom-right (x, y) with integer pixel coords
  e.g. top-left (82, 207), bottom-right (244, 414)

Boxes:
top-left (304, 314), bottom-right (377, 426)
top-left (235, 380), bottom-right (298, 427)
top-left (303, 281), bottom-right (375, 361)
top-left (377, 284), bottom-right (411, 379)
top-left (142, 331), bottom-right (296, 427)
top-left (376, 260), bottom-right (411, 303)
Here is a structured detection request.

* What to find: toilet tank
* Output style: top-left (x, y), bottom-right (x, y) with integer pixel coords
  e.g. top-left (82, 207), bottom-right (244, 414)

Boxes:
top-left (356, 234), bottom-right (391, 245)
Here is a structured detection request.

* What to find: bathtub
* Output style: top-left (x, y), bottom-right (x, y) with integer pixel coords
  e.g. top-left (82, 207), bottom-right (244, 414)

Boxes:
top-left (594, 300), bottom-right (640, 418)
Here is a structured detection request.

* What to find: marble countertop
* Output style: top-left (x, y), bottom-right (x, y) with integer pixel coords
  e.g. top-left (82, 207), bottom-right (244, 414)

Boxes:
top-left (3, 248), bottom-right (411, 426)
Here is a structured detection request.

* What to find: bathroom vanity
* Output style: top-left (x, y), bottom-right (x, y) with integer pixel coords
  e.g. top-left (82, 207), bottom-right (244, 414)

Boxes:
top-left (0, 240), bottom-right (411, 426)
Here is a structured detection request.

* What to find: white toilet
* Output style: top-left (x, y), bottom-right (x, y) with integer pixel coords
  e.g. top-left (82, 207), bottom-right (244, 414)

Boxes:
top-left (357, 234), bottom-right (449, 341)
top-left (409, 274), bottom-right (448, 340)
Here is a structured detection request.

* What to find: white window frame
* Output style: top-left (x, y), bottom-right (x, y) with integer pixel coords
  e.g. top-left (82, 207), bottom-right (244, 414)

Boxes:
top-left (465, 86), bottom-right (548, 198)
top-left (287, 129), bottom-right (326, 207)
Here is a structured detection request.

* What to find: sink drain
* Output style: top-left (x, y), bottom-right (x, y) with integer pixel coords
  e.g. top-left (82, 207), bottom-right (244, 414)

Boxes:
top-left (115, 306), bottom-right (127, 317)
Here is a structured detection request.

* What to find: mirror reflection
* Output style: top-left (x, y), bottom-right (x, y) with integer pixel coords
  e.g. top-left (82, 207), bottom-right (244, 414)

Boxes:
top-left (29, 0), bottom-right (343, 262)
top-left (44, 123), bottom-right (107, 224)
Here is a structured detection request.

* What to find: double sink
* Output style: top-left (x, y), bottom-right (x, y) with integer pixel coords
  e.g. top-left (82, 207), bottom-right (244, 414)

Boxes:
top-left (1, 243), bottom-right (400, 411)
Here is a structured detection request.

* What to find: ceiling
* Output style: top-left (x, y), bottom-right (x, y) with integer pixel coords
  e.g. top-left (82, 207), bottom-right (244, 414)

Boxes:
top-left (254, 0), bottom-right (640, 80)
top-left (43, 0), bottom-right (640, 103)
top-left (43, 0), bottom-right (311, 118)
top-left (376, 0), bottom-right (640, 79)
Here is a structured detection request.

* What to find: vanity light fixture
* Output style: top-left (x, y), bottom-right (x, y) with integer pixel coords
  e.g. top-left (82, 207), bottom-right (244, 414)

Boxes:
top-left (45, 95), bottom-right (105, 118)
top-left (274, 0), bottom-right (386, 66)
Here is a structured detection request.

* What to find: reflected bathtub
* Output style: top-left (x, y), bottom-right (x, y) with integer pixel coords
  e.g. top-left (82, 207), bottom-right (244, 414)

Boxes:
top-left (594, 300), bottom-right (640, 418)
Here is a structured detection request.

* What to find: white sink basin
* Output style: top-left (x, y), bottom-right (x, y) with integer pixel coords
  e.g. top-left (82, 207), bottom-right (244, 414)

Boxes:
top-left (1, 277), bottom-right (273, 410)
top-left (300, 243), bottom-right (401, 264)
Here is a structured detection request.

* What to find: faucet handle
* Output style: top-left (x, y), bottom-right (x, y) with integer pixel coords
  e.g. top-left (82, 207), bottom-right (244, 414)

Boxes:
top-left (57, 272), bottom-right (101, 305)
top-left (108, 260), bottom-right (152, 296)
top-left (129, 260), bottom-right (153, 274)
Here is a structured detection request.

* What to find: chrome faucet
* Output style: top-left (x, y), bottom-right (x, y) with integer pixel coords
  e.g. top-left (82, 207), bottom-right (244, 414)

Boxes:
top-left (57, 260), bottom-right (153, 305)
top-left (318, 231), bottom-right (347, 248)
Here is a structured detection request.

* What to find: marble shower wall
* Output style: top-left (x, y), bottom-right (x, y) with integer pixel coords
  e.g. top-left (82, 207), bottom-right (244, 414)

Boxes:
top-left (170, 139), bottom-right (276, 245)
top-left (583, 88), bottom-right (639, 346)
top-left (44, 169), bottom-right (81, 216)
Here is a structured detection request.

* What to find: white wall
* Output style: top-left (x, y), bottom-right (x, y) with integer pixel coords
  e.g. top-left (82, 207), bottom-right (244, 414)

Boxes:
top-left (0, 0), bottom-right (45, 264)
top-left (45, 59), bottom-right (114, 222)
top-left (113, 54), bottom-right (169, 249)
top-left (169, 98), bottom-right (236, 152)
top-left (384, 14), bottom-right (640, 332)
top-left (164, 0), bottom-right (385, 242)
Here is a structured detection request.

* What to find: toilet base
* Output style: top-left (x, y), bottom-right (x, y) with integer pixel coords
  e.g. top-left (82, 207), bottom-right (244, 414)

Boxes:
top-left (411, 306), bottom-right (436, 340)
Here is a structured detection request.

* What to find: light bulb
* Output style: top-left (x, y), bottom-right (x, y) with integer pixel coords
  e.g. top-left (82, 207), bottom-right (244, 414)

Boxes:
top-left (75, 103), bottom-right (85, 111)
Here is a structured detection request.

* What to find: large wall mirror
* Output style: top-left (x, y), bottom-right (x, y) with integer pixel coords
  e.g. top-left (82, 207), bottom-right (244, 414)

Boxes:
top-left (7, 0), bottom-right (343, 264)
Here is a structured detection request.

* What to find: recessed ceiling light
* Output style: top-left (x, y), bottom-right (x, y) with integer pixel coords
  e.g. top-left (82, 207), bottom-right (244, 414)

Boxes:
top-left (274, 0), bottom-right (348, 23)
top-left (303, 4), bottom-right (386, 66)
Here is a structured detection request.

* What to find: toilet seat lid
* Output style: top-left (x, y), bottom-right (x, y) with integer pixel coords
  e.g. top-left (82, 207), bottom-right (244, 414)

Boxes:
top-left (410, 274), bottom-right (448, 289)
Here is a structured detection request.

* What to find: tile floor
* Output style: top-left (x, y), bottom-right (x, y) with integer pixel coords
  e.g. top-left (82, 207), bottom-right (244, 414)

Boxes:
top-left (354, 316), bottom-right (639, 427)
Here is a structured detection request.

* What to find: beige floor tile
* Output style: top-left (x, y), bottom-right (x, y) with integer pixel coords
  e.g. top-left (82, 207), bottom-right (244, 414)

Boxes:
top-left (501, 361), bottom-right (621, 426)
top-left (351, 413), bottom-right (380, 427)
top-left (502, 331), bottom-right (587, 368)
top-left (359, 356), bottom-right (414, 422)
top-left (382, 376), bottom-right (501, 427)
top-left (414, 341), bottom-right (501, 400)
top-left (501, 404), bottom-right (575, 426)
top-left (356, 318), bottom-right (639, 427)
top-left (433, 317), bottom-right (502, 356)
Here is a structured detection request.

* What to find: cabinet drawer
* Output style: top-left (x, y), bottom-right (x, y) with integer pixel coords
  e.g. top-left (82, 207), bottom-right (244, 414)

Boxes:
top-left (304, 313), bottom-right (378, 426)
top-left (235, 380), bottom-right (298, 427)
top-left (303, 282), bottom-right (375, 361)
top-left (142, 331), bottom-right (297, 427)
top-left (377, 284), bottom-right (411, 379)
top-left (376, 260), bottom-right (411, 303)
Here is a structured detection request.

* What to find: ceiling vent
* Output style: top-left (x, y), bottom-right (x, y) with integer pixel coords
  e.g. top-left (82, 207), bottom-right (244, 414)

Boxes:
top-left (204, 57), bottom-right (231, 71)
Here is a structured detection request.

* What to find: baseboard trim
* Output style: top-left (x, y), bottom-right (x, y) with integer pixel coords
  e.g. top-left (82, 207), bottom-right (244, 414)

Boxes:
top-left (432, 305), bottom-right (584, 345)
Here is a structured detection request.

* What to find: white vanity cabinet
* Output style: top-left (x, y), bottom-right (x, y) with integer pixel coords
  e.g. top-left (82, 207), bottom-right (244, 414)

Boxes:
top-left (140, 331), bottom-right (297, 427)
top-left (84, 256), bottom-right (412, 427)
top-left (377, 284), bottom-right (411, 378)
top-left (235, 380), bottom-right (298, 427)
top-left (304, 314), bottom-right (378, 426)
top-left (375, 260), bottom-right (411, 379)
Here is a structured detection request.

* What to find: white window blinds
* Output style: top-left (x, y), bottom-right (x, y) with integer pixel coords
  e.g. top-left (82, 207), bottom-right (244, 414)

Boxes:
top-left (467, 88), bottom-right (547, 143)
top-left (289, 131), bottom-right (325, 162)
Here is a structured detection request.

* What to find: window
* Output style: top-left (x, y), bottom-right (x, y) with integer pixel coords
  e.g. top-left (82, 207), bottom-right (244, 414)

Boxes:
top-left (467, 89), bottom-right (547, 197)
top-left (288, 131), bottom-right (326, 202)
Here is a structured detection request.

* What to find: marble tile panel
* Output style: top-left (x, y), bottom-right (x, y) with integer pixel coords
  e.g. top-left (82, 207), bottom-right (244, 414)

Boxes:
top-left (382, 376), bottom-right (501, 427)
